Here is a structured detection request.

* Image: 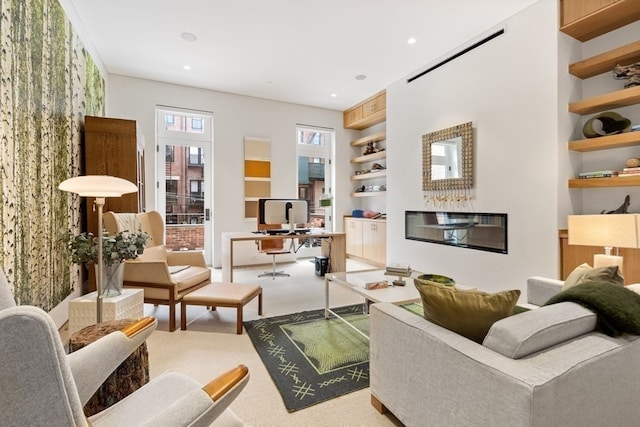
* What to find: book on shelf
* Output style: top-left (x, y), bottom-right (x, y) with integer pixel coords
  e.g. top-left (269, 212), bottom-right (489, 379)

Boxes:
top-left (622, 167), bottom-right (640, 172)
top-left (617, 171), bottom-right (640, 177)
top-left (578, 170), bottom-right (615, 179)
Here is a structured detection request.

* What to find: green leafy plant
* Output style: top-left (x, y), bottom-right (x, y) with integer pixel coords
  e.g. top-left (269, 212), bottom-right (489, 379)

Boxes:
top-left (67, 230), bottom-right (149, 267)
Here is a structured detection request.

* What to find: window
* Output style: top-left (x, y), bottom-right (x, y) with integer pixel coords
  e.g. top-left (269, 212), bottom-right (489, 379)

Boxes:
top-left (188, 147), bottom-right (204, 165)
top-left (190, 180), bottom-right (204, 203)
top-left (163, 113), bottom-right (205, 134)
top-left (166, 179), bottom-right (178, 215)
top-left (165, 145), bottom-right (174, 162)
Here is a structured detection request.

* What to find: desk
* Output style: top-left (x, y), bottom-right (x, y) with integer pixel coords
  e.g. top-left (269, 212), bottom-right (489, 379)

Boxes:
top-left (221, 231), bottom-right (346, 282)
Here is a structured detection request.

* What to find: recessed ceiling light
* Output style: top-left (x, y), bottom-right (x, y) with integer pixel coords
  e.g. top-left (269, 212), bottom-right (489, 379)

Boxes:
top-left (331, 93), bottom-right (337, 98)
top-left (355, 74), bottom-right (367, 80)
top-left (181, 32), bottom-right (197, 42)
top-left (183, 65), bottom-right (191, 70)
top-left (408, 37), bottom-right (417, 45)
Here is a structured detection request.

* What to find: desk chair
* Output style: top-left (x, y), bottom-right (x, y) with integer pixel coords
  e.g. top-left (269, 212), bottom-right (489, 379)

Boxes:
top-left (257, 224), bottom-right (291, 279)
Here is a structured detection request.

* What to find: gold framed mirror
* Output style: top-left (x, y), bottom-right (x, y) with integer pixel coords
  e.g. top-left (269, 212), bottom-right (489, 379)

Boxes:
top-left (422, 122), bottom-right (473, 191)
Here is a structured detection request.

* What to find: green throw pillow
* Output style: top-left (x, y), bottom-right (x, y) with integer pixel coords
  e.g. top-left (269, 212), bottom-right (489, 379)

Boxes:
top-left (414, 278), bottom-right (521, 344)
top-left (562, 263), bottom-right (624, 290)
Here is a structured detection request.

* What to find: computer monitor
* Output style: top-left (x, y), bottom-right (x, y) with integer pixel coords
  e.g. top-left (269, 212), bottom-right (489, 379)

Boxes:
top-left (258, 199), bottom-right (309, 232)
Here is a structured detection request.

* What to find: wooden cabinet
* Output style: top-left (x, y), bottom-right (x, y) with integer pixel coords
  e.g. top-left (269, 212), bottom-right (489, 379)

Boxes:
top-left (345, 218), bottom-right (363, 257)
top-left (565, 8), bottom-right (640, 189)
top-left (343, 90), bottom-right (386, 130)
top-left (559, 229), bottom-right (640, 284)
top-left (84, 116), bottom-right (144, 235)
top-left (84, 115), bottom-right (144, 291)
top-left (362, 220), bottom-right (386, 265)
top-left (344, 217), bottom-right (386, 266)
top-left (560, 0), bottom-right (640, 41)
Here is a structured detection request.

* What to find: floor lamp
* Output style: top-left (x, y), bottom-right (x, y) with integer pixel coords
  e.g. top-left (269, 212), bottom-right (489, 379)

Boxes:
top-left (567, 213), bottom-right (639, 274)
top-left (59, 175), bottom-right (138, 323)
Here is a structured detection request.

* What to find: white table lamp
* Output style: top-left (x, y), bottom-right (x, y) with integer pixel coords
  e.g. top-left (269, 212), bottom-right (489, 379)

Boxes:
top-left (567, 214), bottom-right (639, 274)
top-left (60, 175), bottom-right (138, 323)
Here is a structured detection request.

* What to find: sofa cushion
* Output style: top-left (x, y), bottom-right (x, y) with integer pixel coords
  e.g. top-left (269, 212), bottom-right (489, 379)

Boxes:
top-left (562, 263), bottom-right (623, 290)
top-left (483, 302), bottom-right (596, 359)
top-left (414, 279), bottom-right (520, 344)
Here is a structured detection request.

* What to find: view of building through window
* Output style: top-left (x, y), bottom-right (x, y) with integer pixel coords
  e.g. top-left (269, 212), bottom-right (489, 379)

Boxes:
top-left (297, 127), bottom-right (333, 230)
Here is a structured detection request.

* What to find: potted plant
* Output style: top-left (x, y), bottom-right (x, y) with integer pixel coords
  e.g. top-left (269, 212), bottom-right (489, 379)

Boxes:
top-left (66, 230), bottom-right (149, 297)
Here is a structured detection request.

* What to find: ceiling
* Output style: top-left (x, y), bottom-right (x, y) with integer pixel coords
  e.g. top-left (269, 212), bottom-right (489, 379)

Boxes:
top-left (66, 0), bottom-right (541, 111)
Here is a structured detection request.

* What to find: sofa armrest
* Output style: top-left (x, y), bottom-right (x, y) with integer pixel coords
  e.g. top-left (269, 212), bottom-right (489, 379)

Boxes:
top-left (124, 261), bottom-right (173, 284)
top-left (527, 276), bottom-right (563, 306)
top-left (167, 250), bottom-right (207, 267)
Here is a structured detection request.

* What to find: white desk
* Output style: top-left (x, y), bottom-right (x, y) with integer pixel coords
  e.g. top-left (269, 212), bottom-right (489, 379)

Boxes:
top-left (68, 288), bottom-right (144, 334)
top-left (221, 231), bottom-right (346, 282)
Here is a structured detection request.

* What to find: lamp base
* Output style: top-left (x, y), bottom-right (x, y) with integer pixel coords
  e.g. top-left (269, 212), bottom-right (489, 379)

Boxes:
top-left (593, 254), bottom-right (624, 274)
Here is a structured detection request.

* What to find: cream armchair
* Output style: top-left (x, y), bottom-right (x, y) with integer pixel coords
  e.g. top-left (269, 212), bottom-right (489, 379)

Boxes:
top-left (103, 211), bottom-right (211, 331)
top-left (0, 269), bottom-right (249, 426)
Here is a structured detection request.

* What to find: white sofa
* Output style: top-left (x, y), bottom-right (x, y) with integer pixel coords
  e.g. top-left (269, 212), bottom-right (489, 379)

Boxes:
top-left (369, 277), bottom-right (640, 427)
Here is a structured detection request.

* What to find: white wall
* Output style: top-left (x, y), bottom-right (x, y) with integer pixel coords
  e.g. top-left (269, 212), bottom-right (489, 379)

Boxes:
top-left (386, 0), bottom-right (559, 296)
top-left (106, 75), bottom-right (358, 267)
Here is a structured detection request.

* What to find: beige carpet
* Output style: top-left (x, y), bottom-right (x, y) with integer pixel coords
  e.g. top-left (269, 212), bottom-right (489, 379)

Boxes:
top-left (144, 259), bottom-right (403, 426)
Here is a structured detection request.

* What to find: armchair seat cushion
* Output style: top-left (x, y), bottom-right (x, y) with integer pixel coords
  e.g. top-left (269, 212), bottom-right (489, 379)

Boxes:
top-left (171, 266), bottom-right (211, 291)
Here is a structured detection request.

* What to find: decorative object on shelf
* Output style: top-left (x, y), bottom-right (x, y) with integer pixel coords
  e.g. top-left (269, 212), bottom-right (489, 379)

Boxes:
top-left (613, 62), bottom-right (640, 88)
top-left (582, 111), bottom-right (631, 138)
top-left (601, 195), bottom-right (631, 214)
top-left (422, 122), bottom-right (473, 207)
top-left (627, 158), bottom-right (640, 168)
top-left (567, 213), bottom-right (640, 275)
top-left (415, 273), bottom-right (456, 287)
top-left (385, 263), bottom-right (412, 286)
top-left (59, 175), bottom-right (139, 323)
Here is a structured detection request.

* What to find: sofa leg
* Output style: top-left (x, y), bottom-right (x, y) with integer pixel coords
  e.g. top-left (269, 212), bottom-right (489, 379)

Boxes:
top-left (371, 394), bottom-right (388, 414)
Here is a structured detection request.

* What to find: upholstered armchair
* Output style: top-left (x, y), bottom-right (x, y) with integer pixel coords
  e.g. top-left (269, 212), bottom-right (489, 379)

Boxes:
top-left (0, 269), bottom-right (249, 426)
top-left (103, 211), bottom-right (211, 331)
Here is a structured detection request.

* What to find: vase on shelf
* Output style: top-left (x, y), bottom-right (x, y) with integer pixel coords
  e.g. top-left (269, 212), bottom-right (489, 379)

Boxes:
top-left (97, 262), bottom-right (125, 297)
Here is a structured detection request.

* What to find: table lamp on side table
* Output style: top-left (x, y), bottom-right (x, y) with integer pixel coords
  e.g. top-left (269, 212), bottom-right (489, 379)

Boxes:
top-left (59, 175), bottom-right (138, 323)
top-left (567, 213), bottom-right (639, 275)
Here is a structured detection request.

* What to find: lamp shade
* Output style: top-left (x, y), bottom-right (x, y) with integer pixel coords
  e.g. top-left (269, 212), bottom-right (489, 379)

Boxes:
top-left (567, 214), bottom-right (638, 249)
top-left (59, 175), bottom-right (138, 197)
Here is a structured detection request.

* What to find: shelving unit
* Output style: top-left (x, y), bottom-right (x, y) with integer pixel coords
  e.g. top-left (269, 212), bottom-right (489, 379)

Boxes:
top-left (350, 191), bottom-right (387, 198)
top-left (563, 2), bottom-right (640, 189)
top-left (350, 150), bottom-right (387, 164)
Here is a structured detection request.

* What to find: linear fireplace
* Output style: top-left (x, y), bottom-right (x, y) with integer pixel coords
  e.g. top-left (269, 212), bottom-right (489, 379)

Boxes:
top-left (405, 211), bottom-right (507, 254)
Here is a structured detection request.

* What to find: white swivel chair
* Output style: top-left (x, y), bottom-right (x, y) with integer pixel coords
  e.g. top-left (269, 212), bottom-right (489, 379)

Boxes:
top-left (257, 224), bottom-right (291, 279)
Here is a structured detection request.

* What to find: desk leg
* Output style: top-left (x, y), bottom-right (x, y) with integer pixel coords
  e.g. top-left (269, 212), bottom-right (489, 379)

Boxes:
top-left (324, 275), bottom-right (330, 319)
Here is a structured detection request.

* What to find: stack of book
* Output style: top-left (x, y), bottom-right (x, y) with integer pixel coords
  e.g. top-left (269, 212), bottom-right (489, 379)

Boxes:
top-left (578, 170), bottom-right (616, 179)
top-left (617, 167), bottom-right (640, 177)
top-left (385, 263), bottom-right (412, 277)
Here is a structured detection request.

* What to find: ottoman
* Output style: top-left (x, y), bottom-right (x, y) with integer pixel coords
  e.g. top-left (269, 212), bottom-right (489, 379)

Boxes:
top-left (181, 282), bottom-right (262, 334)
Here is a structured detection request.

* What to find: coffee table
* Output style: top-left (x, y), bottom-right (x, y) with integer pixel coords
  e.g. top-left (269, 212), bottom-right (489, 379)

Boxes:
top-left (325, 269), bottom-right (474, 339)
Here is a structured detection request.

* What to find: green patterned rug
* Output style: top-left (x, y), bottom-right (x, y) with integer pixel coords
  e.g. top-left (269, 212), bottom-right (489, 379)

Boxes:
top-left (243, 305), bottom-right (369, 412)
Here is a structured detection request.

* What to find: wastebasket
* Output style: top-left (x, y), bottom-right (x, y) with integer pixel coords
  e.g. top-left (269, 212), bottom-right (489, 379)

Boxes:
top-left (315, 255), bottom-right (329, 276)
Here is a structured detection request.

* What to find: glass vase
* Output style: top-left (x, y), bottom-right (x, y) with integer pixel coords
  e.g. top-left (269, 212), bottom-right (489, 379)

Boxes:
top-left (97, 262), bottom-right (125, 297)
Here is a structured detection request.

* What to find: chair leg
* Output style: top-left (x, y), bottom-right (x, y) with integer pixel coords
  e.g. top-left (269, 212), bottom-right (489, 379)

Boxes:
top-left (236, 304), bottom-right (243, 334)
top-left (258, 254), bottom-right (290, 279)
top-left (169, 303), bottom-right (176, 332)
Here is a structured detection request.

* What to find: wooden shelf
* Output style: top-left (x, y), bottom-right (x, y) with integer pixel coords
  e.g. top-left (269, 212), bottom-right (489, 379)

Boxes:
top-left (350, 131), bottom-right (387, 147)
top-left (350, 191), bottom-right (387, 198)
top-left (569, 85), bottom-right (640, 115)
top-left (560, 0), bottom-right (640, 42)
top-left (569, 40), bottom-right (640, 79)
top-left (350, 170), bottom-right (387, 180)
top-left (569, 176), bottom-right (640, 188)
top-left (568, 132), bottom-right (640, 152)
top-left (350, 150), bottom-right (386, 164)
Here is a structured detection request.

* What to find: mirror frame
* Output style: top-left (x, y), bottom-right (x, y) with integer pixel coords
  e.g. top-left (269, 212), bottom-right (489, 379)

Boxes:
top-left (422, 122), bottom-right (473, 191)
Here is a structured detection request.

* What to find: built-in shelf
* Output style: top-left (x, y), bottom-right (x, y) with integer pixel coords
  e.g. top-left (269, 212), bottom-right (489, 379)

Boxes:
top-left (350, 170), bottom-right (387, 180)
top-left (350, 191), bottom-right (387, 198)
top-left (350, 150), bottom-right (386, 164)
top-left (569, 176), bottom-right (640, 188)
top-left (569, 40), bottom-right (640, 79)
top-left (568, 132), bottom-right (640, 152)
top-left (350, 131), bottom-right (387, 147)
top-left (559, 0), bottom-right (640, 42)
top-left (568, 85), bottom-right (640, 115)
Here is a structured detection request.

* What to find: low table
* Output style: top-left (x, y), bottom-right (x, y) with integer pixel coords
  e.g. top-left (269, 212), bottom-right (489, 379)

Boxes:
top-left (325, 269), bottom-right (475, 338)
top-left (68, 288), bottom-right (144, 335)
